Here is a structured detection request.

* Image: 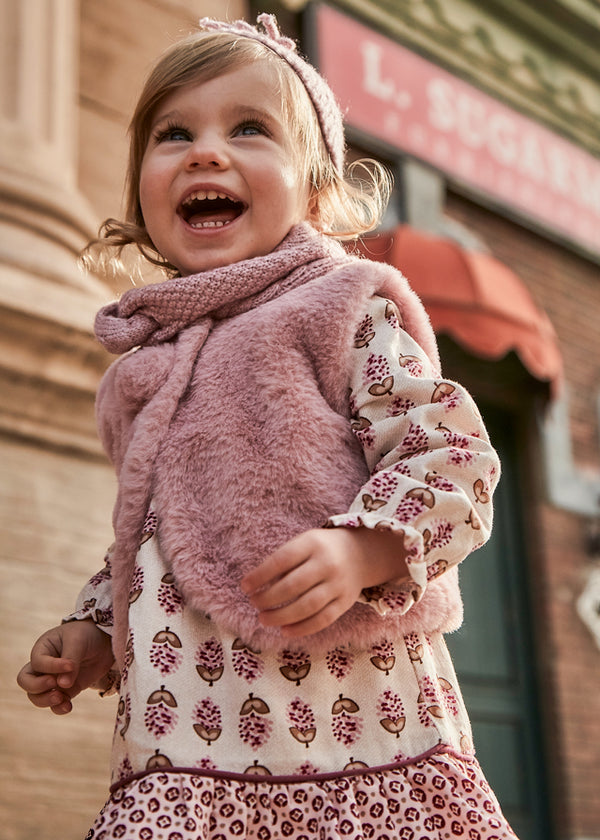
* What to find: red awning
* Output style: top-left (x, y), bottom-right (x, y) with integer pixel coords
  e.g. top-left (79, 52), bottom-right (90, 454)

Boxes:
top-left (357, 225), bottom-right (563, 397)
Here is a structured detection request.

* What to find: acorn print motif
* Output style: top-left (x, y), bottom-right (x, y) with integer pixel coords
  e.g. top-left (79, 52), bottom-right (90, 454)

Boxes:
top-left (398, 421), bottom-right (429, 460)
top-left (157, 572), bottom-right (184, 615)
top-left (195, 637), bottom-right (225, 686)
top-left (361, 493), bottom-right (387, 512)
top-left (354, 312), bottom-right (375, 348)
top-left (460, 731), bottom-right (474, 753)
top-left (279, 649), bottom-right (311, 685)
top-left (344, 757), bottom-right (369, 771)
top-left (244, 760), bottom-right (272, 776)
top-left (128, 564), bottom-right (144, 604)
top-left (231, 637), bottom-right (265, 683)
top-left (116, 694), bottom-right (131, 738)
top-left (325, 647), bottom-right (355, 681)
top-left (363, 351), bottom-right (394, 397)
top-left (140, 508), bottom-right (157, 542)
top-left (466, 507), bottom-right (482, 530)
top-left (145, 748), bottom-right (173, 769)
top-left (361, 583), bottom-right (387, 604)
top-left (239, 693), bottom-right (273, 751)
top-left (350, 414), bottom-right (371, 433)
top-left (421, 520), bottom-right (453, 555)
top-left (121, 629), bottom-right (135, 685)
top-left (395, 487), bottom-right (435, 524)
top-left (370, 640), bottom-right (396, 675)
top-left (384, 299), bottom-right (401, 328)
top-left (473, 477), bottom-right (490, 504)
top-left (150, 627), bottom-right (183, 675)
top-left (404, 632), bottom-right (424, 664)
top-left (351, 414), bottom-right (375, 449)
top-left (387, 394), bottom-right (416, 417)
top-left (439, 676), bottom-right (460, 717)
top-left (192, 697), bottom-right (222, 745)
top-left (426, 557), bottom-right (450, 580)
top-left (417, 675), bottom-right (446, 726)
top-left (331, 694), bottom-right (364, 747)
top-left (431, 381), bottom-right (456, 404)
top-left (378, 688), bottom-right (406, 737)
top-left (144, 686), bottom-right (178, 738)
top-left (398, 354), bottom-right (424, 377)
top-left (331, 694), bottom-right (363, 747)
top-left (362, 471), bottom-right (400, 507)
top-left (287, 697), bottom-right (316, 748)
top-left (94, 607), bottom-right (113, 627)
top-left (436, 422), bottom-right (476, 467)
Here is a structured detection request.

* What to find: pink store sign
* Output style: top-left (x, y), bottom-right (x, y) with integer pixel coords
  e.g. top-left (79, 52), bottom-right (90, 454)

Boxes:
top-left (314, 4), bottom-right (600, 256)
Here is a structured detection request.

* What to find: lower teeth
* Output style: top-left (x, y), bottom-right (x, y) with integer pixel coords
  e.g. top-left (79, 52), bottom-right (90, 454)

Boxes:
top-left (190, 220), bottom-right (228, 229)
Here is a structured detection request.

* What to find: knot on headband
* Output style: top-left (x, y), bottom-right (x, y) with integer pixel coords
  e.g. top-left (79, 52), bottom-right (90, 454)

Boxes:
top-left (198, 13), bottom-right (345, 172)
top-left (200, 13), bottom-right (296, 52)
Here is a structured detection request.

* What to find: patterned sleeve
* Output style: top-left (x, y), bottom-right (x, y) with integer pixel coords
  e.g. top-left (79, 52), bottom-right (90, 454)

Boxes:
top-left (62, 543), bottom-right (120, 695)
top-left (63, 543), bottom-right (115, 636)
top-left (327, 295), bottom-right (501, 616)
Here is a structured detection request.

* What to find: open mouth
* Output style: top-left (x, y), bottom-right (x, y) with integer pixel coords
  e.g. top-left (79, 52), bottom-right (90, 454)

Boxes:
top-left (178, 190), bottom-right (245, 228)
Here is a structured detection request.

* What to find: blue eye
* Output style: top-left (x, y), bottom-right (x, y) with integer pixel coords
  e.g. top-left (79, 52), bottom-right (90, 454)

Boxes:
top-left (154, 124), bottom-right (192, 143)
top-left (236, 120), bottom-right (269, 137)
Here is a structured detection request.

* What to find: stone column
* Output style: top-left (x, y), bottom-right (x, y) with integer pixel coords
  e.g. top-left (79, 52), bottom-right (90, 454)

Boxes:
top-left (0, 0), bottom-right (110, 451)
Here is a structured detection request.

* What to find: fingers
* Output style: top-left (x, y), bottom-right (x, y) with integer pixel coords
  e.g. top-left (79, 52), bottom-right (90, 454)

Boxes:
top-left (16, 623), bottom-right (91, 714)
top-left (242, 532), bottom-right (334, 612)
top-left (258, 586), bottom-right (350, 638)
top-left (241, 530), bottom-right (360, 635)
top-left (241, 531), bottom-right (310, 597)
top-left (278, 601), bottom-right (347, 638)
top-left (28, 636), bottom-right (79, 694)
top-left (16, 663), bottom-right (74, 714)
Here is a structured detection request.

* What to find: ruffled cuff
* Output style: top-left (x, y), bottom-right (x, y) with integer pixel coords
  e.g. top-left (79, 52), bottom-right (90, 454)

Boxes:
top-left (62, 545), bottom-right (115, 635)
top-left (326, 512), bottom-right (428, 616)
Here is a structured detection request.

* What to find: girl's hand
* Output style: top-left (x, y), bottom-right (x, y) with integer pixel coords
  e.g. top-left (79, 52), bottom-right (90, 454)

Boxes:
top-left (241, 527), bottom-right (408, 638)
top-left (16, 619), bottom-right (114, 715)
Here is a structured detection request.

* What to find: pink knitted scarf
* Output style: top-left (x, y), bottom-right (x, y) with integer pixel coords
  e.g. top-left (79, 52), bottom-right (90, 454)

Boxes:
top-left (95, 223), bottom-right (347, 354)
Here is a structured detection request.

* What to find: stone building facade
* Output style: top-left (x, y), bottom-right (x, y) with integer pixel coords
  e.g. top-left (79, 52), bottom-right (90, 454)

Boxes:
top-left (1, 1), bottom-right (598, 838)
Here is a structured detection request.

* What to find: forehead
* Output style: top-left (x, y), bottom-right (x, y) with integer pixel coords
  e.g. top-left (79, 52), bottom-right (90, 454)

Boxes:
top-left (151, 61), bottom-right (286, 123)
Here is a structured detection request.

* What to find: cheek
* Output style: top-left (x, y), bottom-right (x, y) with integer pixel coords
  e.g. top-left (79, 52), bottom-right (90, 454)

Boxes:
top-left (138, 169), bottom-right (156, 215)
top-left (279, 165), bottom-right (311, 216)
top-left (139, 157), bottom-right (166, 215)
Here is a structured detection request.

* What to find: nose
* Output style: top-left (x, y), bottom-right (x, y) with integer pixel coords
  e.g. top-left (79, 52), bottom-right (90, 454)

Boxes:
top-left (185, 132), bottom-right (229, 170)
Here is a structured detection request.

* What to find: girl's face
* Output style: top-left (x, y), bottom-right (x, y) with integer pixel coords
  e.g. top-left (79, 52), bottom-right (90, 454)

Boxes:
top-left (139, 62), bottom-right (312, 276)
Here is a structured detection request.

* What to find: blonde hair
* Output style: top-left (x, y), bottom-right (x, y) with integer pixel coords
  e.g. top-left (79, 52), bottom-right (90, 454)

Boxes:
top-left (85, 30), bottom-right (392, 276)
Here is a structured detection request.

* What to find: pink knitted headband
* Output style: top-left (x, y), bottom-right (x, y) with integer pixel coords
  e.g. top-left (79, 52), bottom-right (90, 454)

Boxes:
top-left (199, 14), bottom-right (345, 172)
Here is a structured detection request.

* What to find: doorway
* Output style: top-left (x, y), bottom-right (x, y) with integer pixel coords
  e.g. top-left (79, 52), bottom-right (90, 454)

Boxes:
top-left (446, 404), bottom-right (553, 839)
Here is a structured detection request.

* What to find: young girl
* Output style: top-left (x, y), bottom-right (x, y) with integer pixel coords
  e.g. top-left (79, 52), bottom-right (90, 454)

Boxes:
top-left (18, 14), bottom-right (517, 839)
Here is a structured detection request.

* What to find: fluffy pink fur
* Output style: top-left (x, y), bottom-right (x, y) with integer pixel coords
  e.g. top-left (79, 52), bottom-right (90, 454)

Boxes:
top-left (95, 225), bottom-right (458, 668)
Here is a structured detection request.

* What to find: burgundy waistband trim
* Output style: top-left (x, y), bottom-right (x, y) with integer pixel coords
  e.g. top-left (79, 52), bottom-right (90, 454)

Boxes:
top-left (110, 744), bottom-right (475, 794)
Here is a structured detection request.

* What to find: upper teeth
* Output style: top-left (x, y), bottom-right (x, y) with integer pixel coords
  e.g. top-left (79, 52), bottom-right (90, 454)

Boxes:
top-left (183, 190), bottom-right (230, 204)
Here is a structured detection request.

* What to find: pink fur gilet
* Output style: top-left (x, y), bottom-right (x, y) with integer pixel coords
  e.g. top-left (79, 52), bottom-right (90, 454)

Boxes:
top-left (95, 225), bottom-right (461, 668)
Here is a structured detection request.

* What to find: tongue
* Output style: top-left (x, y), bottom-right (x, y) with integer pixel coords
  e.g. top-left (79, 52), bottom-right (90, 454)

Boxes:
top-left (187, 206), bottom-right (240, 227)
